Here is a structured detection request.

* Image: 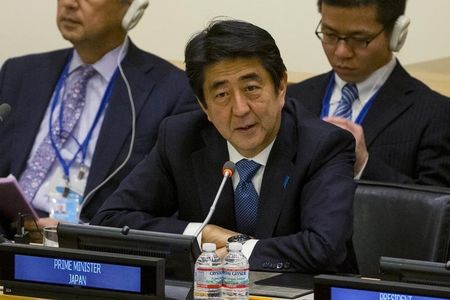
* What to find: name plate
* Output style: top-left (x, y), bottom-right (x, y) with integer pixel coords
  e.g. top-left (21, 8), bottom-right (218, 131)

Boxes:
top-left (315, 274), bottom-right (450, 300)
top-left (331, 286), bottom-right (448, 300)
top-left (0, 243), bottom-right (165, 299)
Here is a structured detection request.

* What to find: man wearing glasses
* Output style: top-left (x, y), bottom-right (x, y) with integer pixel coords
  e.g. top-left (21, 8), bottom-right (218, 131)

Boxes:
top-left (288, 0), bottom-right (450, 187)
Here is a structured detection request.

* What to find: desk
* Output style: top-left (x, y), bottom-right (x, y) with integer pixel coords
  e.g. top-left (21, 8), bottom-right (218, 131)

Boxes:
top-left (0, 287), bottom-right (45, 300)
top-left (1, 242), bottom-right (314, 300)
top-left (1, 273), bottom-right (314, 300)
top-left (250, 272), bottom-right (314, 299)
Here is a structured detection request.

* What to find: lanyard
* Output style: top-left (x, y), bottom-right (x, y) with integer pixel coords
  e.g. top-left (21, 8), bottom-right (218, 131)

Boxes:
top-left (49, 63), bottom-right (119, 185)
top-left (320, 73), bottom-right (379, 124)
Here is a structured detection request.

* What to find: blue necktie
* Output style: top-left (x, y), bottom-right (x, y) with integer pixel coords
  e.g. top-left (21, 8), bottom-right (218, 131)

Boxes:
top-left (234, 159), bottom-right (261, 235)
top-left (334, 83), bottom-right (358, 119)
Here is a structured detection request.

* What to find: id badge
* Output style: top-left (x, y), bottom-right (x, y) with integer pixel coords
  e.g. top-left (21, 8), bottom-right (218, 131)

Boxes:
top-left (49, 189), bottom-right (82, 223)
top-left (47, 167), bottom-right (88, 224)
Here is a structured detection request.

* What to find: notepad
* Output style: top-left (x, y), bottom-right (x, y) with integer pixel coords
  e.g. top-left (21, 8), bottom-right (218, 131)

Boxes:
top-left (0, 174), bottom-right (39, 221)
top-left (251, 272), bottom-right (314, 299)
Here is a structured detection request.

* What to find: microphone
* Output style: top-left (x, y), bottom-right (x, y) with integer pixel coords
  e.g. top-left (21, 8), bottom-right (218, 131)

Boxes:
top-left (0, 103), bottom-right (11, 122)
top-left (14, 213), bottom-right (30, 244)
top-left (194, 161), bottom-right (235, 237)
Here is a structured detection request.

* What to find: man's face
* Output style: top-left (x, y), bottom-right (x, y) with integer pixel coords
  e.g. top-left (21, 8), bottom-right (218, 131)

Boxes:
top-left (57, 0), bottom-right (128, 48)
top-left (320, 4), bottom-right (393, 83)
top-left (200, 57), bottom-right (287, 158)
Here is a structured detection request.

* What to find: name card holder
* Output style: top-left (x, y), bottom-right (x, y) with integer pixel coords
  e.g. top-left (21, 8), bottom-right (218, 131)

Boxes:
top-left (0, 243), bottom-right (165, 299)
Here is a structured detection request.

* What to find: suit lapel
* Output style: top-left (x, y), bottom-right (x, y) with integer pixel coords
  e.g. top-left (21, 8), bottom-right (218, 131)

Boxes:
top-left (362, 64), bottom-right (415, 146)
top-left (191, 124), bottom-right (236, 228)
top-left (294, 72), bottom-right (332, 116)
top-left (190, 109), bottom-right (299, 235)
top-left (84, 43), bottom-right (155, 197)
top-left (12, 50), bottom-right (71, 175)
top-left (255, 113), bottom-right (297, 238)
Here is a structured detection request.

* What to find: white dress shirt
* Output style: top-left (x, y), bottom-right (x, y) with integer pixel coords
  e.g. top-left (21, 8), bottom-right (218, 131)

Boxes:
top-left (184, 139), bottom-right (276, 259)
top-left (329, 55), bottom-right (397, 120)
top-left (329, 56), bottom-right (396, 179)
top-left (30, 39), bottom-right (129, 212)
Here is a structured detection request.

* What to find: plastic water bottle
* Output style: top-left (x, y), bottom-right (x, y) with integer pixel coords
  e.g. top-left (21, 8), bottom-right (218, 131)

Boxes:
top-left (222, 242), bottom-right (250, 299)
top-left (193, 243), bottom-right (222, 299)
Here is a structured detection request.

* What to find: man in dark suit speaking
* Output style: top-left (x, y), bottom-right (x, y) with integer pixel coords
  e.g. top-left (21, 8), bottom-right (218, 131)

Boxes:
top-left (0, 0), bottom-right (195, 234)
top-left (92, 20), bottom-right (357, 274)
top-left (288, 0), bottom-right (450, 187)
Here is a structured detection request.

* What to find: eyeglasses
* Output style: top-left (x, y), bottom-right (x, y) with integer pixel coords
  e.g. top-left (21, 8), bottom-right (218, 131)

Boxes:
top-left (315, 20), bottom-right (385, 49)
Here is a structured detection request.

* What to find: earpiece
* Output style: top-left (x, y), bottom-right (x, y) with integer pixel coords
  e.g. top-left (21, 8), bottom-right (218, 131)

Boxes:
top-left (389, 15), bottom-right (410, 52)
top-left (122, 0), bottom-right (149, 31)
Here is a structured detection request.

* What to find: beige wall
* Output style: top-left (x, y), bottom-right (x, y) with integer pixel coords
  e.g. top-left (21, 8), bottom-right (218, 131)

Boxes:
top-left (1, 0), bottom-right (450, 76)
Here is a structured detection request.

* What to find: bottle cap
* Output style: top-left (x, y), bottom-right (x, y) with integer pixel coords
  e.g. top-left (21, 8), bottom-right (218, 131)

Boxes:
top-left (202, 243), bottom-right (217, 252)
top-left (228, 242), bottom-right (243, 251)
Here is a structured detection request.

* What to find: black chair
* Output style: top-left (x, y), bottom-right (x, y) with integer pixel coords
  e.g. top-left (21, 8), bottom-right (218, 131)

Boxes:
top-left (353, 180), bottom-right (450, 277)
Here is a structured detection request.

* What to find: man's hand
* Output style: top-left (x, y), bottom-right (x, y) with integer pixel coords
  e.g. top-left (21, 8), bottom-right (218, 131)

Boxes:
top-left (216, 246), bottom-right (228, 259)
top-left (37, 217), bottom-right (59, 229)
top-left (202, 225), bottom-right (239, 259)
top-left (324, 116), bottom-right (369, 175)
top-left (23, 217), bottom-right (59, 232)
top-left (201, 224), bottom-right (237, 249)
top-left (23, 217), bottom-right (59, 244)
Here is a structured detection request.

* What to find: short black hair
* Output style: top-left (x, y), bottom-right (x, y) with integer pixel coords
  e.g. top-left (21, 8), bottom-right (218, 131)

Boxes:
top-left (317, 0), bottom-right (407, 32)
top-left (184, 19), bottom-right (287, 107)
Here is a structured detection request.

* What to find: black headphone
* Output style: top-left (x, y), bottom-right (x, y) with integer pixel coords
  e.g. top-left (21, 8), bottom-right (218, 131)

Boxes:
top-left (122, 0), bottom-right (149, 31)
top-left (389, 15), bottom-right (410, 52)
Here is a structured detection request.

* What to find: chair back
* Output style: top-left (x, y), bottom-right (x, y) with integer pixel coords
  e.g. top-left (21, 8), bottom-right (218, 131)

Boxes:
top-left (353, 180), bottom-right (450, 277)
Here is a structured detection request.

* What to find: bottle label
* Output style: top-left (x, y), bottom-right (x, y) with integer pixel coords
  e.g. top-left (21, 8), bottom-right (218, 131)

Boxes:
top-left (195, 267), bottom-right (223, 289)
top-left (222, 267), bottom-right (249, 288)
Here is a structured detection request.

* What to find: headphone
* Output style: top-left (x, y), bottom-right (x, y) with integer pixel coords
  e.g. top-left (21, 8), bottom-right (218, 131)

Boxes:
top-left (389, 15), bottom-right (410, 52)
top-left (122, 0), bottom-right (149, 31)
top-left (82, 2), bottom-right (149, 208)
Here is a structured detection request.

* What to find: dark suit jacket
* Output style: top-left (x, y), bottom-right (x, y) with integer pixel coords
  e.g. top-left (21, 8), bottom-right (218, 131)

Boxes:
top-left (91, 98), bottom-right (358, 274)
top-left (287, 62), bottom-right (450, 187)
top-left (0, 42), bottom-right (197, 223)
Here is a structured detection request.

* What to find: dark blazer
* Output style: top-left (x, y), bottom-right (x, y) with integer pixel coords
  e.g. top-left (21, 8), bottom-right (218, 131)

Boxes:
top-left (287, 62), bottom-right (450, 187)
top-left (0, 42), bottom-right (197, 222)
top-left (91, 98), bottom-right (358, 274)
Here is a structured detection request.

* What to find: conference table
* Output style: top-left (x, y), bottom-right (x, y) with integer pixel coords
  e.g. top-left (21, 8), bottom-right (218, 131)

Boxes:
top-left (1, 271), bottom-right (315, 300)
top-left (1, 286), bottom-right (314, 300)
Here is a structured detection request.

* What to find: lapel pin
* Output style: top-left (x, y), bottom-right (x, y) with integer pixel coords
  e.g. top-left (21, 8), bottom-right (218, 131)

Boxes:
top-left (282, 176), bottom-right (290, 189)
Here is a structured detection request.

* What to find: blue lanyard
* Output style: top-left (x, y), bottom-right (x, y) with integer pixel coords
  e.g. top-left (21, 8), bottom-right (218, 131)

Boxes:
top-left (49, 63), bottom-right (119, 182)
top-left (320, 73), bottom-right (378, 124)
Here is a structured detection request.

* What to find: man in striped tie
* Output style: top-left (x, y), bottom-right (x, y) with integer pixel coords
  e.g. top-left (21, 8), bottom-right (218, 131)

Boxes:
top-left (288, 0), bottom-right (450, 187)
top-left (0, 0), bottom-right (196, 239)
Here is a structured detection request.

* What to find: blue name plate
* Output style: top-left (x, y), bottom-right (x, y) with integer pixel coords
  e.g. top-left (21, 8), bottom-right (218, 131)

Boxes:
top-left (0, 243), bottom-right (165, 299)
top-left (15, 254), bottom-right (141, 292)
top-left (331, 287), bottom-right (448, 300)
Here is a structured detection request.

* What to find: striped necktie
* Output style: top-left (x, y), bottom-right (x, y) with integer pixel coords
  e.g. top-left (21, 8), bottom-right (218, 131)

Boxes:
top-left (334, 83), bottom-right (358, 119)
top-left (19, 65), bottom-right (96, 202)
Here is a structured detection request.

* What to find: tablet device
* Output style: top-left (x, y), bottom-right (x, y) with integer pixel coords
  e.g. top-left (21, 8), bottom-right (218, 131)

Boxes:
top-left (0, 174), bottom-right (39, 221)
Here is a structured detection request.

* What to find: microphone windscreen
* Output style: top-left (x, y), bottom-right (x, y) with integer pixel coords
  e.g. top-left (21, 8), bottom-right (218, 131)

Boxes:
top-left (223, 161), bottom-right (235, 177)
top-left (0, 103), bottom-right (11, 122)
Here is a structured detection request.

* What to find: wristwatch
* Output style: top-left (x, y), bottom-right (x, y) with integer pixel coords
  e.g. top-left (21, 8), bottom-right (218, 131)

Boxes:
top-left (227, 234), bottom-right (251, 244)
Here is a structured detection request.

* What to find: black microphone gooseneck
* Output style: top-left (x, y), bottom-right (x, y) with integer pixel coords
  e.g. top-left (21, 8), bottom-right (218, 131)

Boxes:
top-left (0, 103), bottom-right (11, 122)
top-left (14, 213), bottom-right (30, 244)
top-left (194, 161), bottom-right (235, 237)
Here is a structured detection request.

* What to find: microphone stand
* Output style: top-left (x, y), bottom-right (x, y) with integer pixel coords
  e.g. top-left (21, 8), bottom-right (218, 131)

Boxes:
top-left (194, 168), bottom-right (233, 237)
